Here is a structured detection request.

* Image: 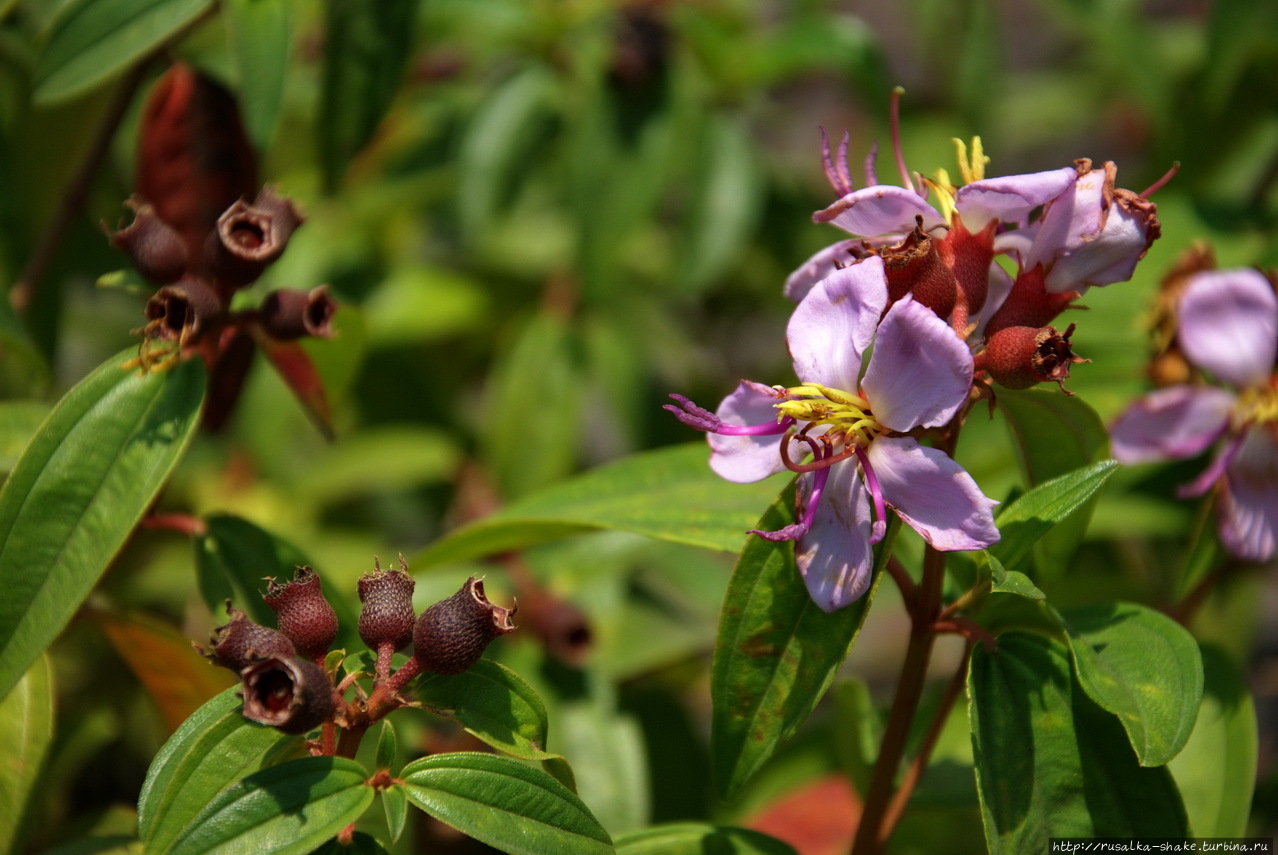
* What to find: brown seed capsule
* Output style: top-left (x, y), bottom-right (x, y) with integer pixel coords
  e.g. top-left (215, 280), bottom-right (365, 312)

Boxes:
top-left (980, 323), bottom-right (1088, 394)
top-left (259, 285), bottom-right (337, 340)
top-left (204, 187), bottom-right (305, 288)
top-left (142, 275), bottom-right (224, 342)
top-left (413, 577), bottom-right (517, 676)
top-left (197, 602), bottom-right (296, 672)
top-left (358, 556), bottom-right (417, 652)
top-left (879, 218), bottom-right (957, 320)
top-left (106, 197), bottom-right (188, 284)
top-left (263, 566), bottom-right (339, 660)
top-left (239, 656), bottom-right (335, 734)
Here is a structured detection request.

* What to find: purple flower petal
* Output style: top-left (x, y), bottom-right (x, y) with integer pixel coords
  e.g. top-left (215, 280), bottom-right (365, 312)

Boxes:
top-left (1219, 426), bottom-right (1278, 561)
top-left (708, 381), bottom-right (788, 483)
top-left (1110, 385), bottom-right (1236, 464)
top-left (812, 185), bottom-right (942, 236)
top-left (1177, 268), bottom-right (1278, 388)
top-left (953, 166), bottom-right (1077, 232)
top-left (861, 297), bottom-right (973, 431)
top-left (794, 464), bottom-right (875, 611)
top-left (783, 239), bottom-right (860, 304)
top-left (788, 257), bottom-right (889, 390)
top-left (867, 436), bottom-right (1000, 551)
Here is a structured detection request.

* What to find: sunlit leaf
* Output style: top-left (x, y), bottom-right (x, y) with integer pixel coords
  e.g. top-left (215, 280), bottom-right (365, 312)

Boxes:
top-left (0, 353), bottom-right (205, 701)
top-left (401, 752), bottom-right (613, 855)
top-left (415, 659), bottom-right (559, 761)
top-left (1060, 602), bottom-right (1203, 767)
top-left (615, 822), bottom-right (797, 854)
top-left (92, 609), bottom-right (235, 733)
top-left (34, 0), bottom-right (214, 104)
top-left (711, 484), bottom-right (893, 801)
top-left (0, 656), bottom-right (53, 855)
top-left (969, 632), bottom-right (1187, 853)
top-left (417, 444), bottom-right (789, 567)
top-left (165, 756), bottom-right (373, 855)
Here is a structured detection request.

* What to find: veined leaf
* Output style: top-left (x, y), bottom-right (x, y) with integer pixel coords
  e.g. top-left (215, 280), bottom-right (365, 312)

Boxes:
top-left (0, 656), bottom-right (53, 855)
top-left (0, 353), bottom-right (205, 701)
top-left (989, 459), bottom-right (1119, 573)
top-left (415, 659), bottom-right (560, 762)
top-left (615, 822), bottom-right (797, 854)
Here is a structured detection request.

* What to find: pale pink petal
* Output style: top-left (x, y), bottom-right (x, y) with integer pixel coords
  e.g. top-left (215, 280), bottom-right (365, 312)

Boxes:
top-left (1110, 385), bottom-right (1235, 464)
top-left (795, 464), bottom-right (875, 611)
top-left (1025, 164), bottom-right (1105, 275)
top-left (812, 185), bottom-right (942, 236)
top-left (1178, 268), bottom-right (1278, 388)
top-left (783, 239), bottom-right (860, 303)
top-left (788, 257), bottom-right (889, 390)
top-left (953, 167), bottom-right (1077, 232)
top-left (1041, 199), bottom-right (1152, 293)
top-left (861, 297), bottom-right (973, 431)
top-left (708, 381), bottom-right (787, 483)
top-left (1219, 426), bottom-right (1278, 561)
top-left (971, 262), bottom-right (1013, 340)
top-left (867, 436), bottom-right (1000, 550)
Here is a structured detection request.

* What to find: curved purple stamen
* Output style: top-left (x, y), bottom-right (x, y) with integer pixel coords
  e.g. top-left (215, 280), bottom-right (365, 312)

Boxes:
top-left (750, 442), bottom-right (831, 543)
top-left (863, 140), bottom-right (879, 188)
top-left (854, 445), bottom-right (888, 544)
top-left (1177, 429), bottom-right (1246, 499)
top-left (665, 394), bottom-right (794, 436)
top-left (820, 128), bottom-right (854, 196)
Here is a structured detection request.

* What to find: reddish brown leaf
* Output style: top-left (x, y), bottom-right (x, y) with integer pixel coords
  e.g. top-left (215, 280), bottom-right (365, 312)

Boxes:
top-left (254, 331), bottom-right (335, 440)
top-left (746, 774), bottom-right (859, 855)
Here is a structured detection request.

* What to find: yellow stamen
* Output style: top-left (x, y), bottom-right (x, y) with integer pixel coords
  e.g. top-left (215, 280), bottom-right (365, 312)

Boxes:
top-left (1235, 384), bottom-right (1278, 429)
top-left (953, 136), bottom-right (989, 184)
top-left (774, 384), bottom-right (881, 446)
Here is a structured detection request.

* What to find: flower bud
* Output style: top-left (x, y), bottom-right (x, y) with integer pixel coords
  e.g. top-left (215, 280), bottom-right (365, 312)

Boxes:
top-left (204, 187), bottom-right (304, 288)
top-left (106, 198), bottom-right (188, 284)
top-left (358, 556), bottom-right (416, 651)
top-left (142, 275), bottom-right (223, 342)
top-left (197, 602), bottom-right (296, 672)
top-left (240, 655), bottom-right (335, 734)
top-left (413, 577), bottom-right (517, 675)
top-left (263, 566), bottom-right (339, 660)
top-left (259, 285), bottom-right (337, 340)
top-left (980, 323), bottom-right (1087, 393)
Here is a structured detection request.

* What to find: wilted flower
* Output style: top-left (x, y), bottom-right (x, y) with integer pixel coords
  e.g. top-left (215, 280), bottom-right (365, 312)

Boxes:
top-left (667, 257), bottom-right (999, 611)
top-left (1111, 268), bottom-right (1278, 561)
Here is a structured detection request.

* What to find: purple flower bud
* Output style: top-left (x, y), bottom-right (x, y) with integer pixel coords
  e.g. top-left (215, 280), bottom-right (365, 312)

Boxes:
top-left (358, 556), bottom-right (416, 652)
top-left (413, 577), bottom-right (517, 675)
top-left (240, 655), bottom-right (335, 734)
top-left (263, 566), bottom-right (339, 660)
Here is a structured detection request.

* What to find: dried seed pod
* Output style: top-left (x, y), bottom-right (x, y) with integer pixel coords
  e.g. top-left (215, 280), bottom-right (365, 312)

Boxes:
top-left (240, 656), bottom-right (335, 734)
top-left (259, 285), bottom-right (337, 340)
top-left (142, 275), bottom-right (223, 342)
top-left (197, 602), bottom-right (296, 672)
top-left (358, 555), bottom-right (417, 652)
top-left (980, 323), bottom-right (1088, 393)
top-left (413, 577), bottom-right (517, 676)
top-left (106, 198), bottom-right (188, 284)
top-left (263, 566), bottom-right (339, 660)
top-left (204, 188), bottom-right (305, 288)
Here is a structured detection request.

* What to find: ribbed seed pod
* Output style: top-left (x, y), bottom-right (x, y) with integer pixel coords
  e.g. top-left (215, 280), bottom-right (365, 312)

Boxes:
top-left (413, 577), bottom-right (517, 676)
top-left (263, 566), bottom-right (339, 660)
top-left (198, 602), bottom-right (296, 672)
top-left (239, 656), bottom-right (335, 734)
top-left (358, 556), bottom-right (417, 651)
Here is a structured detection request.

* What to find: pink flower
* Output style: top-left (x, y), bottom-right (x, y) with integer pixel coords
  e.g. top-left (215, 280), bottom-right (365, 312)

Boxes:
top-left (667, 257), bottom-right (999, 611)
top-left (1111, 268), bottom-right (1278, 561)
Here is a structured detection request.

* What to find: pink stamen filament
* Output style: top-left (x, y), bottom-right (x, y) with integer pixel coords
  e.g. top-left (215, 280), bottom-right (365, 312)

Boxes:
top-left (1140, 162), bottom-right (1180, 198)
top-left (820, 128), bottom-right (854, 196)
top-left (854, 445), bottom-right (888, 545)
top-left (890, 86), bottom-right (913, 192)
top-left (864, 140), bottom-right (880, 187)
top-left (716, 417), bottom-right (795, 437)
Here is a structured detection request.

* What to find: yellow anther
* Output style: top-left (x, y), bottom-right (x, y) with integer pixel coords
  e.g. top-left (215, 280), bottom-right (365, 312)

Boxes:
top-left (953, 137), bottom-right (989, 184)
top-left (774, 384), bottom-right (881, 446)
top-left (1236, 385), bottom-right (1278, 428)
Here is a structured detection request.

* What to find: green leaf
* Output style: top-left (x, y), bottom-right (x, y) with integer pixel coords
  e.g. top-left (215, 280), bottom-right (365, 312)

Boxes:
top-left (988, 459), bottom-right (1119, 574)
top-left (981, 551), bottom-right (1044, 600)
top-left (34, 0), bottom-right (215, 104)
top-left (166, 756), bottom-right (374, 855)
top-left (556, 702), bottom-right (648, 835)
top-left (415, 660), bottom-right (559, 761)
top-left (381, 785), bottom-right (408, 845)
top-left (1167, 645), bottom-right (1257, 836)
top-left (998, 389), bottom-right (1109, 579)
top-left (417, 444), bottom-right (788, 567)
top-left (1060, 602), bottom-right (1204, 767)
top-left (224, 0), bottom-right (290, 150)
top-left (711, 484), bottom-right (892, 801)
top-left (309, 831), bottom-right (388, 855)
top-left (0, 656), bottom-right (53, 855)
top-left (0, 401), bottom-right (49, 475)
top-left (0, 354), bottom-right (205, 701)
top-left (195, 513), bottom-right (311, 627)
top-left (138, 685), bottom-right (298, 852)
top-left (374, 719), bottom-right (397, 770)
top-left (968, 632), bottom-right (1187, 853)
top-left (401, 752), bottom-right (614, 855)
top-left (318, 0), bottom-right (419, 191)
top-left (830, 677), bottom-right (882, 796)
top-left (615, 823), bottom-right (797, 854)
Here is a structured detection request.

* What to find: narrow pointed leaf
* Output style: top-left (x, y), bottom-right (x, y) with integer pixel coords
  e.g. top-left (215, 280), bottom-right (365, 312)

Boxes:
top-left (166, 756), bottom-right (373, 855)
top-left (0, 353), bottom-right (205, 701)
top-left (980, 551), bottom-right (1044, 600)
top-left (382, 785), bottom-right (408, 844)
top-left (1060, 602), bottom-right (1204, 767)
top-left (711, 484), bottom-right (892, 801)
top-left (969, 632), bottom-right (1187, 853)
top-left (0, 656), bottom-right (53, 855)
top-left (1167, 645), bottom-right (1257, 836)
top-left (139, 685), bottom-right (298, 851)
top-left (415, 659), bottom-right (559, 761)
top-left (416, 444), bottom-right (789, 566)
top-left (374, 720), bottom-right (397, 770)
top-left (988, 459), bottom-right (1119, 573)
top-left (224, 0), bottom-right (290, 150)
top-left (615, 823), bottom-right (797, 854)
top-left (254, 333), bottom-right (334, 440)
top-left (401, 752), bottom-right (613, 855)
top-left (34, 0), bottom-right (214, 104)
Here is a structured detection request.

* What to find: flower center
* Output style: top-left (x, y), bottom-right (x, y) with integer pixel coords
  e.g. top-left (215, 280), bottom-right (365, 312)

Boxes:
top-left (922, 136), bottom-right (989, 226)
top-left (774, 384), bottom-right (882, 448)
top-left (1234, 381), bottom-right (1278, 429)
